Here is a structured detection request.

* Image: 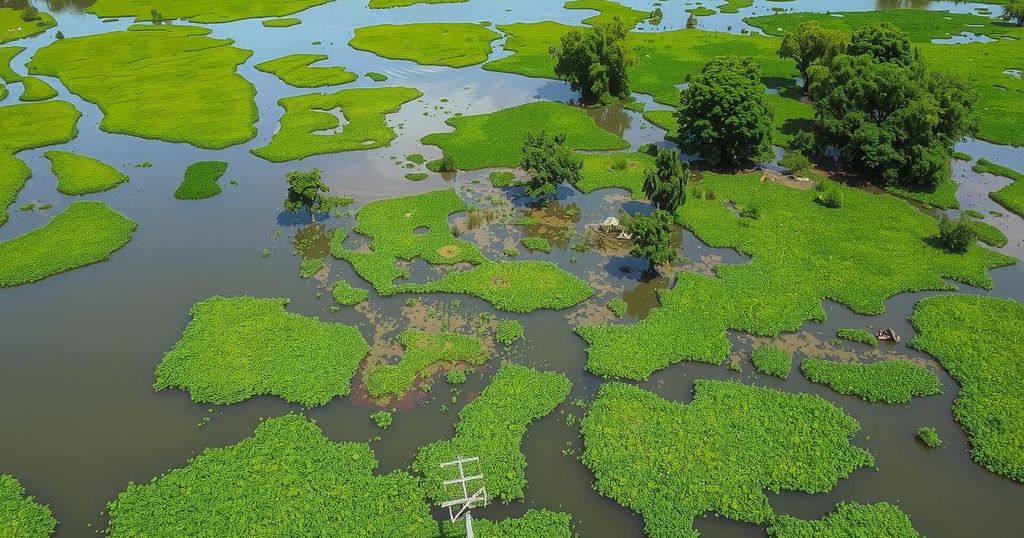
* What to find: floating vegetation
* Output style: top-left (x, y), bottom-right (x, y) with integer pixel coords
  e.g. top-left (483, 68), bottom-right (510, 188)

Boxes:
top-left (751, 345), bottom-right (792, 378)
top-left (768, 501), bottom-right (921, 538)
top-left (800, 358), bottom-right (941, 404)
top-left (967, 219), bottom-right (1008, 248)
top-left (414, 363), bottom-right (571, 503)
top-left (836, 327), bottom-right (877, 347)
top-left (365, 329), bottom-right (489, 397)
top-left (489, 170), bottom-right (518, 187)
top-left (365, 71), bottom-right (388, 81)
top-left (0, 474), bottom-right (57, 538)
top-left (331, 278), bottom-right (370, 305)
top-left (255, 53), bottom-right (357, 88)
top-left (105, 415), bottom-right (435, 537)
top-left (495, 319), bottom-right (525, 346)
top-left (154, 296), bottom-right (370, 406)
top-left (371, 410), bottom-right (393, 429)
top-left (17, 77), bottom-right (56, 102)
top-left (446, 369), bottom-right (468, 384)
top-left (173, 160), bottom-right (228, 200)
top-left (29, 25), bottom-right (257, 149)
top-left (581, 381), bottom-right (873, 537)
top-left (404, 172), bottom-right (428, 181)
top-left (746, 10), bottom-right (1011, 42)
top-left (251, 87), bottom-right (421, 162)
top-left (368, 0), bottom-right (465, 8)
top-left (0, 201), bottom-right (135, 287)
top-left (973, 159), bottom-right (1024, 217)
top-left (918, 426), bottom-right (942, 448)
top-left (262, 17), bottom-right (301, 27)
top-left (577, 172), bottom-right (1014, 380)
top-left (87, 0), bottom-right (330, 23)
top-left (521, 236), bottom-right (552, 253)
top-left (910, 295), bottom-right (1024, 483)
top-left (45, 151), bottom-right (129, 195)
top-left (298, 257), bottom-right (325, 278)
top-left (0, 46), bottom-right (24, 82)
top-left (350, 23), bottom-right (500, 68)
top-left (607, 298), bottom-right (627, 318)
top-left (441, 509), bottom-right (573, 537)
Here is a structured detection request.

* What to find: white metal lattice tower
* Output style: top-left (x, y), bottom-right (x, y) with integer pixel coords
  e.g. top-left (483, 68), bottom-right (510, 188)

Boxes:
top-left (439, 455), bottom-right (487, 538)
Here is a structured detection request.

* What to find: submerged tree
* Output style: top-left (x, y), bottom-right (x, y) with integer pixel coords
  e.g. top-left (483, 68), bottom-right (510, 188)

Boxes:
top-left (552, 18), bottom-right (637, 103)
top-left (628, 209), bottom-right (677, 272)
top-left (285, 169), bottom-right (329, 222)
top-left (1003, 0), bottom-right (1024, 26)
top-left (520, 132), bottom-right (583, 199)
top-left (642, 148), bottom-right (689, 212)
top-left (777, 21), bottom-right (847, 94)
top-left (677, 56), bottom-right (775, 166)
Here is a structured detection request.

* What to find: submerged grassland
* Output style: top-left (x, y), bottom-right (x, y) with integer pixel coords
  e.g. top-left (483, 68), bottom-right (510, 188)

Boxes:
top-left (255, 53), bottom-right (357, 88)
top-left (577, 173), bottom-right (1015, 380)
top-left (973, 159), bottom-right (1024, 217)
top-left (154, 296), bottom-right (370, 406)
top-left (45, 151), bottom-right (128, 196)
top-left (364, 328), bottom-right (489, 397)
top-left (581, 381), bottom-right (874, 538)
top-left (105, 415), bottom-right (436, 537)
top-left (414, 363), bottom-right (571, 503)
top-left (0, 201), bottom-right (136, 288)
top-left (28, 25), bottom-right (257, 149)
top-left (350, 23), bottom-right (500, 68)
top-left (87, 0), bottom-right (331, 23)
top-left (910, 295), bottom-right (1024, 483)
top-left (252, 86), bottom-right (421, 162)
top-left (0, 474), bottom-right (57, 538)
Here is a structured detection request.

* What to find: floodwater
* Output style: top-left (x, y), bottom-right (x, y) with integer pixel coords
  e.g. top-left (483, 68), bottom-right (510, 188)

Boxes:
top-left (1, 0), bottom-right (1023, 536)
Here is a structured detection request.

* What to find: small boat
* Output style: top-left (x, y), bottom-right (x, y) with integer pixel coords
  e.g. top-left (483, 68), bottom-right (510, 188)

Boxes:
top-left (876, 328), bottom-right (901, 343)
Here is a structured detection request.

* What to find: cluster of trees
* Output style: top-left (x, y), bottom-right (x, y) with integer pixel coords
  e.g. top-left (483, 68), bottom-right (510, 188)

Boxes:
top-left (520, 132), bottom-right (583, 198)
top-left (551, 18), bottom-right (637, 104)
top-left (283, 169), bottom-right (350, 222)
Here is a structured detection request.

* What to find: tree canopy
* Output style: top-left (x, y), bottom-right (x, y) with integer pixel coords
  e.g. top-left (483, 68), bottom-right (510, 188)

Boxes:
top-left (628, 209), bottom-right (677, 272)
top-left (643, 148), bottom-right (689, 212)
top-left (1003, 0), bottom-right (1024, 26)
top-left (285, 168), bottom-right (329, 221)
top-left (848, 22), bottom-right (915, 66)
top-left (777, 21), bottom-right (847, 94)
top-left (552, 18), bottom-right (637, 103)
top-left (520, 131), bottom-right (583, 198)
top-left (677, 56), bottom-right (775, 166)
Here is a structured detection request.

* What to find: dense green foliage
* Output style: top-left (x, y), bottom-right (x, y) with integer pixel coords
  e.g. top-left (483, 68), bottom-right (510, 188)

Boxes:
top-left (0, 7), bottom-right (55, 43)
top-left (607, 297), bottom-right (627, 318)
top-left (0, 202), bottom-right (136, 288)
top-left (18, 77), bottom-right (56, 102)
top-left (678, 56), bottom-right (774, 165)
top-left (581, 381), bottom-right (873, 537)
top-left (252, 87), bottom-right (421, 162)
top-left (910, 295), bottom-right (1024, 483)
top-left (284, 168), bottom-right (329, 220)
top-left (331, 278), bottom-right (369, 305)
top-left (87, 0), bottom-right (330, 23)
top-left (0, 101), bottom-right (80, 226)
top-left (154, 296), bottom-right (370, 406)
top-left (29, 25), bottom-right (257, 149)
top-left (331, 189), bottom-right (592, 311)
top-left (255, 54), bottom-right (357, 87)
top-left (298, 257), bottom-right (325, 278)
top-left (368, 0), bottom-right (464, 8)
top-left (750, 9), bottom-right (1012, 42)
top-left (521, 236), bottom-right (552, 253)
top-left (371, 410), bottom-right (393, 430)
top-left (174, 161), bottom-right (228, 200)
top-left (365, 71), bottom-right (388, 81)
top-left (917, 426), bottom-right (942, 448)
top-left (365, 329), bottom-right (489, 397)
top-left (800, 358), bottom-right (941, 404)
top-left (626, 209), bottom-right (676, 271)
top-left (421, 101), bottom-right (628, 170)
top-left (937, 215), bottom-right (977, 253)
top-left (441, 509), bottom-right (574, 537)
top-left (521, 132), bottom-right (583, 198)
top-left (1004, 0), bottom-right (1024, 26)
top-left (643, 148), bottom-right (688, 212)
top-left (576, 172), bottom-right (1013, 380)
top-left (552, 18), bottom-right (636, 102)
top-left (836, 328), bottom-right (877, 347)
top-left (751, 345), bottom-right (792, 378)
top-left (768, 501), bottom-right (921, 538)
top-left (0, 474), bottom-right (56, 538)
top-left (489, 171), bottom-right (518, 187)
top-left (106, 415), bottom-right (435, 537)
top-left (576, 151), bottom-right (654, 197)
top-left (414, 363), bottom-right (571, 503)
top-left (262, 17), bottom-right (301, 27)
top-left (350, 23), bottom-right (500, 67)
top-left (496, 319), bottom-right (525, 346)
top-left (45, 151), bottom-right (128, 195)
top-left (776, 21), bottom-right (847, 94)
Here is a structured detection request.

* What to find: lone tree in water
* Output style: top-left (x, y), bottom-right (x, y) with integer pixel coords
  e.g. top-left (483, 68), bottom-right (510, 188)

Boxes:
top-left (677, 56), bottom-right (774, 166)
top-left (777, 21), bottom-right (847, 94)
top-left (643, 148), bottom-right (689, 212)
top-left (552, 17), bottom-right (637, 104)
top-left (285, 169), bottom-right (329, 222)
top-left (628, 209), bottom-right (677, 272)
top-left (1002, 0), bottom-right (1024, 26)
top-left (520, 131), bottom-right (582, 199)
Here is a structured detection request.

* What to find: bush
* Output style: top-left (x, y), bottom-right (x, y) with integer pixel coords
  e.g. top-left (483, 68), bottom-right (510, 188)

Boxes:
top-left (815, 181), bottom-right (844, 208)
top-left (917, 426), bottom-right (941, 448)
top-left (938, 215), bottom-right (977, 253)
top-left (779, 151), bottom-right (811, 172)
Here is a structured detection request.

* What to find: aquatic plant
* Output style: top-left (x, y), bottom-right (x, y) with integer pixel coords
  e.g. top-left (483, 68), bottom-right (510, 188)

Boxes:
top-left (105, 415), bottom-right (435, 537)
top-left (173, 160), bottom-right (228, 200)
top-left (836, 328), bottom-right (877, 347)
top-left (768, 501), bottom-right (921, 537)
top-left (751, 345), bottom-right (792, 378)
top-left (973, 159), bottom-right (1024, 217)
top-left (0, 7), bottom-right (55, 43)
top-left (576, 151), bottom-right (655, 197)
top-left (365, 71), bottom-right (388, 81)
top-left (263, 17), bottom-right (301, 27)
top-left (446, 369), bottom-right (468, 384)
top-left (917, 426), bottom-right (942, 448)
top-left (0, 474), bottom-right (57, 538)
top-left (87, 0), bottom-right (329, 23)
top-left (331, 279), bottom-right (369, 305)
top-left (607, 298), bottom-right (627, 318)
top-left (441, 509), bottom-right (574, 537)
top-left (255, 53), bottom-right (357, 88)
top-left (414, 363), bottom-right (571, 503)
top-left (489, 170), bottom-right (518, 187)
top-left (495, 319), bottom-right (525, 346)
top-left (298, 257), bottom-right (325, 278)
top-left (0, 46), bottom-right (24, 82)
top-left (581, 380), bottom-right (873, 538)
top-left (910, 294), bottom-right (1024, 483)
top-left (365, 329), bottom-right (489, 397)
top-left (966, 219), bottom-right (1007, 248)
top-left (350, 23), bottom-right (500, 68)
top-left (17, 77), bottom-right (56, 101)
top-left (747, 9), bottom-right (1012, 42)
top-left (521, 236), bottom-right (552, 253)
top-left (0, 201), bottom-right (135, 287)
top-left (45, 151), bottom-right (128, 195)
top-left (154, 296), bottom-right (369, 406)
top-left (800, 358), bottom-right (941, 404)
top-left (564, 0), bottom-right (649, 27)
top-left (371, 410), bottom-right (393, 430)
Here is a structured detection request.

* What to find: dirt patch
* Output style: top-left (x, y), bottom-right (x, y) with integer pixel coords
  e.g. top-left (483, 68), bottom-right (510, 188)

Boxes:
top-left (436, 244), bottom-right (462, 258)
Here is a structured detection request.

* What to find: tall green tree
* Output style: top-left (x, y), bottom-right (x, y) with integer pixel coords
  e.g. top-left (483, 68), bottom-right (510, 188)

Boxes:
top-left (677, 56), bottom-right (775, 166)
top-left (848, 23), bottom-right (914, 66)
top-left (627, 209), bottom-right (677, 272)
top-left (777, 21), bottom-right (848, 94)
top-left (642, 148), bottom-right (689, 212)
top-left (1003, 0), bottom-right (1024, 26)
top-left (285, 169), bottom-right (329, 222)
top-left (552, 18), bottom-right (637, 103)
top-left (520, 132), bottom-right (583, 198)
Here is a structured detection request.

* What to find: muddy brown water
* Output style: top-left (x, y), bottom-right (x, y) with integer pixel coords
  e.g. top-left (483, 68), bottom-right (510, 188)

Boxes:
top-left (2, 0), bottom-right (1023, 536)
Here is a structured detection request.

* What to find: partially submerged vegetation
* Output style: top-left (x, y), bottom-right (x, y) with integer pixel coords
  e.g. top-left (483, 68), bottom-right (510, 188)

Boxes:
top-left (105, 415), bottom-right (436, 537)
top-left (441, 509), bottom-right (573, 537)
top-left (836, 328), bottom-right (877, 347)
top-left (800, 358), bottom-right (941, 404)
top-left (350, 23), bottom-right (500, 68)
top-left (173, 161), bottom-right (228, 200)
top-left (768, 501), bottom-right (921, 538)
top-left (331, 278), bottom-right (369, 305)
top-left (973, 159), bottom-right (1024, 217)
top-left (255, 54), bottom-right (357, 87)
top-left (45, 151), bottom-right (128, 196)
top-left (365, 329), bottom-right (489, 397)
top-left (918, 426), bottom-right (942, 448)
top-left (751, 346), bottom-right (792, 378)
top-left (87, 0), bottom-right (331, 23)
top-left (582, 380), bottom-right (873, 537)
top-left (0, 201), bottom-right (136, 288)
top-left (414, 363), bottom-right (571, 503)
top-left (0, 7), bottom-right (56, 44)
top-left (910, 295), bottom-right (1024, 483)
top-left (154, 296), bottom-right (370, 406)
top-left (0, 474), bottom-right (57, 538)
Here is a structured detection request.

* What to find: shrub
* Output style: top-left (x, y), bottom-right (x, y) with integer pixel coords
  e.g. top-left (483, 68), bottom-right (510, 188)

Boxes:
top-left (938, 215), bottom-right (977, 253)
top-left (779, 151), bottom-right (811, 172)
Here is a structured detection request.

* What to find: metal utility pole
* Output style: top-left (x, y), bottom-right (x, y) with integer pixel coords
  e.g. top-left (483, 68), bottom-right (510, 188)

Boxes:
top-left (440, 455), bottom-right (487, 538)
